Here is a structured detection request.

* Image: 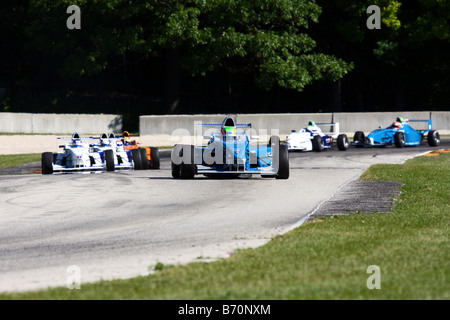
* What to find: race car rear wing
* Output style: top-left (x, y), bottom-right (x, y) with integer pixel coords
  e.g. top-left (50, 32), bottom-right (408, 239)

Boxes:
top-left (406, 119), bottom-right (432, 132)
top-left (290, 122), bottom-right (340, 138)
top-left (198, 123), bottom-right (252, 128)
top-left (308, 122), bottom-right (340, 138)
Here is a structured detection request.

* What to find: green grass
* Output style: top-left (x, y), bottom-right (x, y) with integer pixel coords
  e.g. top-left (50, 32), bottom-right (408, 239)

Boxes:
top-left (1, 154), bottom-right (449, 300)
top-left (0, 153), bottom-right (41, 169)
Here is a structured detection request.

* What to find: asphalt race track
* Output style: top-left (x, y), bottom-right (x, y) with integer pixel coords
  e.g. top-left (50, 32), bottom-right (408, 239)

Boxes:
top-left (0, 139), bottom-right (449, 292)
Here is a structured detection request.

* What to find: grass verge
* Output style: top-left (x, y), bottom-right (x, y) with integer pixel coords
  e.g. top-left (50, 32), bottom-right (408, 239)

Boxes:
top-left (1, 153), bottom-right (449, 299)
top-left (0, 153), bottom-right (41, 169)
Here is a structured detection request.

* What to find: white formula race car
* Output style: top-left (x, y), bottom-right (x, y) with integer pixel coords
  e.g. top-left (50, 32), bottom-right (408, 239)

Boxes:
top-left (286, 121), bottom-right (349, 152)
top-left (42, 133), bottom-right (107, 174)
top-left (91, 133), bottom-right (142, 171)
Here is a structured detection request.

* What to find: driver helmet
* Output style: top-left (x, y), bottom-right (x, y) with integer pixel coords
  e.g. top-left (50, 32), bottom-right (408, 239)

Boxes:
top-left (222, 126), bottom-right (236, 135)
top-left (122, 131), bottom-right (131, 144)
top-left (307, 120), bottom-right (317, 130)
top-left (394, 117), bottom-right (404, 128)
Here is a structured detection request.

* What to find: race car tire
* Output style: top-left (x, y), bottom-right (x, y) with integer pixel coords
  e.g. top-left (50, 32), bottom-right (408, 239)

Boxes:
top-left (353, 131), bottom-right (365, 147)
top-left (172, 144), bottom-right (196, 179)
top-left (104, 149), bottom-right (115, 172)
top-left (171, 144), bottom-right (182, 178)
top-left (312, 135), bottom-right (324, 152)
top-left (337, 134), bottom-right (349, 151)
top-left (427, 130), bottom-right (440, 147)
top-left (139, 148), bottom-right (149, 170)
top-left (171, 162), bottom-right (180, 178)
top-left (41, 152), bottom-right (53, 175)
top-left (275, 144), bottom-right (289, 179)
top-left (131, 149), bottom-right (143, 170)
top-left (150, 147), bottom-right (160, 169)
top-left (179, 145), bottom-right (196, 179)
top-left (268, 135), bottom-right (280, 147)
top-left (394, 132), bottom-right (405, 148)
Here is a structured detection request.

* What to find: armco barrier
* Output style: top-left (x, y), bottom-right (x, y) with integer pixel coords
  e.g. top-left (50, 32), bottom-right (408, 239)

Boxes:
top-left (140, 112), bottom-right (450, 144)
top-left (0, 112), bottom-right (122, 134)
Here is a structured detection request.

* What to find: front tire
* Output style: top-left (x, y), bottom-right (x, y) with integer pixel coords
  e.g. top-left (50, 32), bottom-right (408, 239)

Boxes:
top-left (172, 144), bottom-right (196, 179)
top-left (171, 162), bottom-right (180, 178)
top-left (427, 130), bottom-right (440, 147)
top-left (41, 152), bottom-right (53, 175)
top-left (337, 134), bottom-right (349, 151)
top-left (275, 144), bottom-right (289, 179)
top-left (270, 136), bottom-right (289, 179)
top-left (131, 149), bottom-right (142, 170)
top-left (104, 149), bottom-right (115, 172)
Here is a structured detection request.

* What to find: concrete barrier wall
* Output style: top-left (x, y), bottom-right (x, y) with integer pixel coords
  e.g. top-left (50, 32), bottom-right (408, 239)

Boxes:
top-left (140, 111), bottom-right (450, 140)
top-left (0, 112), bottom-right (123, 134)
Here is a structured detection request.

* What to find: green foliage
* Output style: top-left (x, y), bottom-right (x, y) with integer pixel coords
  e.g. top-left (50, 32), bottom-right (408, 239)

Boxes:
top-left (1, 0), bottom-right (449, 112)
top-left (21, 0), bottom-right (352, 92)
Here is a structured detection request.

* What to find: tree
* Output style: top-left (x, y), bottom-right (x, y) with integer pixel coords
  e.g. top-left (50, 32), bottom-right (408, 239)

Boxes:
top-left (13, 0), bottom-right (352, 113)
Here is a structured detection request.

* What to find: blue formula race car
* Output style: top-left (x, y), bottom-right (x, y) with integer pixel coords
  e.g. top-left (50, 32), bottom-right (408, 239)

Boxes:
top-left (170, 116), bottom-right (289, 179)
top-left (351, 117), bottom-right (440, 148)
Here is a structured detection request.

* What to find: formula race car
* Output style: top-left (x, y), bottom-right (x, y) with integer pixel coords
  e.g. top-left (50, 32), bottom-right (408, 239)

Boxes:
top-left (42, 133), bottom-right (109, 174)
top-left (91, 133), bottom-right (143, 171)
top-left (351, 117), bottom-right (440, 148)
top-left (121, 131), bottom-right (160, 169)
top-left (170, 116), bottom-right (289, 179)
top-left (41, 133), bottom-right (142, 174)
top-left (286, 121), bottom-right (349, 152)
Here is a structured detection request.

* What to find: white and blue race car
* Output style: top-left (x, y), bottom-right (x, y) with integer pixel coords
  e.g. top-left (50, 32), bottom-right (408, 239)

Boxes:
top-left (286, 121), bottom-right (349, 152)
top-left (90, 133), bottom-right (143, 171)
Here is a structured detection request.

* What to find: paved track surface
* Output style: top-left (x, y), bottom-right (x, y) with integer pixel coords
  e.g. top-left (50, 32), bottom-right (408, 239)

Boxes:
top-left (0, 139), bottom-right (448, 292)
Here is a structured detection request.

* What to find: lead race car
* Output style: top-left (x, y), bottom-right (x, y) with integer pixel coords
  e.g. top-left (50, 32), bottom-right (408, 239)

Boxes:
top-left (286, 121), bottom-right (349, 152)
top-left (351, 117), bottom-right (440, 148)
top-left (41, 133), bottom-right (110, 174)
top-left (171, 116), bottom-right (289, 179)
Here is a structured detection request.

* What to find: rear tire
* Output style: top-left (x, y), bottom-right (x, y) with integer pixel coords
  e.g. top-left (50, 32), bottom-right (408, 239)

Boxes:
top-left (150, 147), bottom-right (160, 169)
top-left (337, 134), bottom-right (349, 151)
top-left (131, 149), bottom-right (142, 170)
top-left (312, 135), bottom-right (324, 152)
top-left (41, 152), bottom-right (53, 175)
top-left (394, 131), bottom-right (405, 148)
top-left (427, 130), bottom-right (440, 147)
top-left (104, 149), bottom-right (115, 172)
